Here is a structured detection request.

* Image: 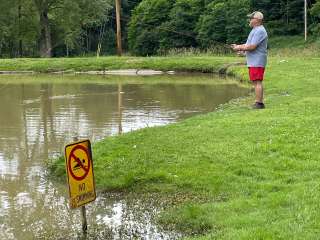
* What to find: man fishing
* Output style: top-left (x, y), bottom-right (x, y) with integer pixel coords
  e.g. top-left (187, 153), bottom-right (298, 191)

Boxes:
top-left (231, 11), bottom-right (268, 109)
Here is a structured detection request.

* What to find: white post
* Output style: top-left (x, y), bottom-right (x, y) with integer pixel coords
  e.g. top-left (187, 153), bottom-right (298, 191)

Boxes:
top-left (305, 0), bottom-right (307, 41)
top-left (115, 0), bottom-right (122, 56)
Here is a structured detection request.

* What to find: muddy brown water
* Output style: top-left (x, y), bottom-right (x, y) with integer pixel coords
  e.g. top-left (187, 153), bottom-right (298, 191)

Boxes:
top-left (0, 74), bottom-right (249, 239)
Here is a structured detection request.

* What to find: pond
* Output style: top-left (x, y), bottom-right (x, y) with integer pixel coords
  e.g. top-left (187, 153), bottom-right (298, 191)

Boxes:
top-left (0, 73), bottom-right (249, 239)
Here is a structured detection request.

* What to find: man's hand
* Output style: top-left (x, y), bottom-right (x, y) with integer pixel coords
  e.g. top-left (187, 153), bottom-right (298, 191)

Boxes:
top-left (231, 44), bottom-right (246, 56)
top-left (231, 44), bottom-right (243, 51)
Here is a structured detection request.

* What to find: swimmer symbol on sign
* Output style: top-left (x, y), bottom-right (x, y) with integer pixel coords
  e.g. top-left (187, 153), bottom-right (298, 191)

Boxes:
top-left (73, 158), bottom-right (86, 170)
top-left (68, 145), bottom-right (91, 181)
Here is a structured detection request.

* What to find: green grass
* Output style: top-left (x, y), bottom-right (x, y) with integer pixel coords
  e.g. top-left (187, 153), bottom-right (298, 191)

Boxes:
top-left (0, 56), bottom-right (242, 73)
top-left (48, 55), bottom-right (320, 239)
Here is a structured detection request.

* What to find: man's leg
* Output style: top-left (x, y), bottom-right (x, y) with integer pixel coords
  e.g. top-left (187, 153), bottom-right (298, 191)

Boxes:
top-left (253, 80), bottom-right (263, 103)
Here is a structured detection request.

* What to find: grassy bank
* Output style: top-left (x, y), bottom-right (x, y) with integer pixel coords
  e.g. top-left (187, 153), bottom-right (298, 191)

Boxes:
top-left (0, 56), bottom-right (242, 73)
top-left (49, 55), bottom-right (320, 239)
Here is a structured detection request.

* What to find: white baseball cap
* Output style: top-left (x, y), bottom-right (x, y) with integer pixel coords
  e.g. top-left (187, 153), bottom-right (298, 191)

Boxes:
top-left (247, 11), bottom-right (264, 20)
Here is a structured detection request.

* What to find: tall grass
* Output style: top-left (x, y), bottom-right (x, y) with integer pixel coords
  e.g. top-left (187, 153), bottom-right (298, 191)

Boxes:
top-left (158, 45), bottom-right (234, 57)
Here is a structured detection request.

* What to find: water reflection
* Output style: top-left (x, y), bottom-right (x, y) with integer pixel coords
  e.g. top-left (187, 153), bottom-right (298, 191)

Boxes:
top-left (0, 74), bottom-right (249, 239)
top-left (118, 83), bottom-right (123, 135)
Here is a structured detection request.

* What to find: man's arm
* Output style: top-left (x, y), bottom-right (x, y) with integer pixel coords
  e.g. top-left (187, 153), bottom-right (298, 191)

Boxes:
top-left (231, 44), bottom-right (257, 52)
top-left (232, 29), bottom-right (267, 52)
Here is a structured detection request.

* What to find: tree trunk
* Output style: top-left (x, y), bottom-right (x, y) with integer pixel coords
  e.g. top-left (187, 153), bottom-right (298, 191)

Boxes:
top-left (18, 3), bottom-right (23, 57)
top-left (39, 5), bottom-right (52, 57)
top-left (66, 44), bottom-right (69, 57)
top-left (115, 0), bottom-right (122, 56)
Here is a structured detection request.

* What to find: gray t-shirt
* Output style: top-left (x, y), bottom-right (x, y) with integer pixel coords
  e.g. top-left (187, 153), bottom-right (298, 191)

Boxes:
top-left (246, 25), bottom-right (268, 67)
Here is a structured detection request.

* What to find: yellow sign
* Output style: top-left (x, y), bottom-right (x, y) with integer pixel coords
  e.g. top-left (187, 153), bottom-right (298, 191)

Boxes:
top-left (65, 140), bottom-right (96, 209)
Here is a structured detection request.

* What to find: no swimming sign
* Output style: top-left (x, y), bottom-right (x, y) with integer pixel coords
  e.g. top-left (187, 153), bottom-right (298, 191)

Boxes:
top-left (65, 140), bottom-right (96, 209)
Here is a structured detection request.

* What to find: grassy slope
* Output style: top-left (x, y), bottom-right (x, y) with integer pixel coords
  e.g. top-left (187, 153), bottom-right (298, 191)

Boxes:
top-left (49, 54), bottom-right (320, 239)
top-left (268, 35), bottom-right (320, 57)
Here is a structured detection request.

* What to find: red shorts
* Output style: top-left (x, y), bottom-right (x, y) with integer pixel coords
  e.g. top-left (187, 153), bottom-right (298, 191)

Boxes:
top-left (248, 67), bottom-right (265, 81)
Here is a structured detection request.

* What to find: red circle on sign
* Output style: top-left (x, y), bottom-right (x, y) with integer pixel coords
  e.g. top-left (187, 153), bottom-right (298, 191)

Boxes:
top-left (68, 145), bottom-right (91, 181)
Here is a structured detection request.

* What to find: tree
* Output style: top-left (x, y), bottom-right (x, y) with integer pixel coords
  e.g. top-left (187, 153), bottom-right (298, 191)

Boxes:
top-left (159, 0), bottom-right (205, 51)
top-left (196, 0), bottom-right (250, 47)
top-left (0, 0), bottom-right (38, 57)
top-left (250, 0), bottom-right (316, 36)
top-left (52, 0), bottom-right (112, 56)
top-left (310, 0), bottom-right (320, 36)
top-left (128, 0), bottom-right (174, 55)
top-left (0, 0), bottom-right (115, 57)
top-left (33, 0), bottom-right (112, 57)
top-left (226, 0), bottom-right (250, 43)
top-left (0, 0), bottom-right (318, 57)
top-left (197, 1), bottom-right (228, 48)
top-left (33, 0), bottom-right (52, 57)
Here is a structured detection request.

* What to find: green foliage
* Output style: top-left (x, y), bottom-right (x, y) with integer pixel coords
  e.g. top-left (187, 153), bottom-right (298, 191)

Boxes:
top-left (197, 0), bottom-right (250, 47)
top-left (0, 0), bottom-right (38, 57)
top-left (226, 0), bottom-right (251, 43)
top-left (196, 1), bottom-right (227, 47)
top-left (311, 0), bottom-right (320, 36)
top-left (128, 0), bottom-right (318, 55)
top-left (0, 0), bottom-right (112, 57)
top-left (159, 0), bottom-right (205, 50)
top-left (0, 0), bottom-right (318, 56)
top-left (252, 0), bottom-right (313, 35)
top-left (145, 0), bottom-right (248, 54)
top-left (311, 0), bottom-right (320, 17)
top-left (37, 0), bottom-right (112, 56)
top-left (127, 0), bottom-right (257, 55)
top-left (128, 0), bottom-right (174, 55)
